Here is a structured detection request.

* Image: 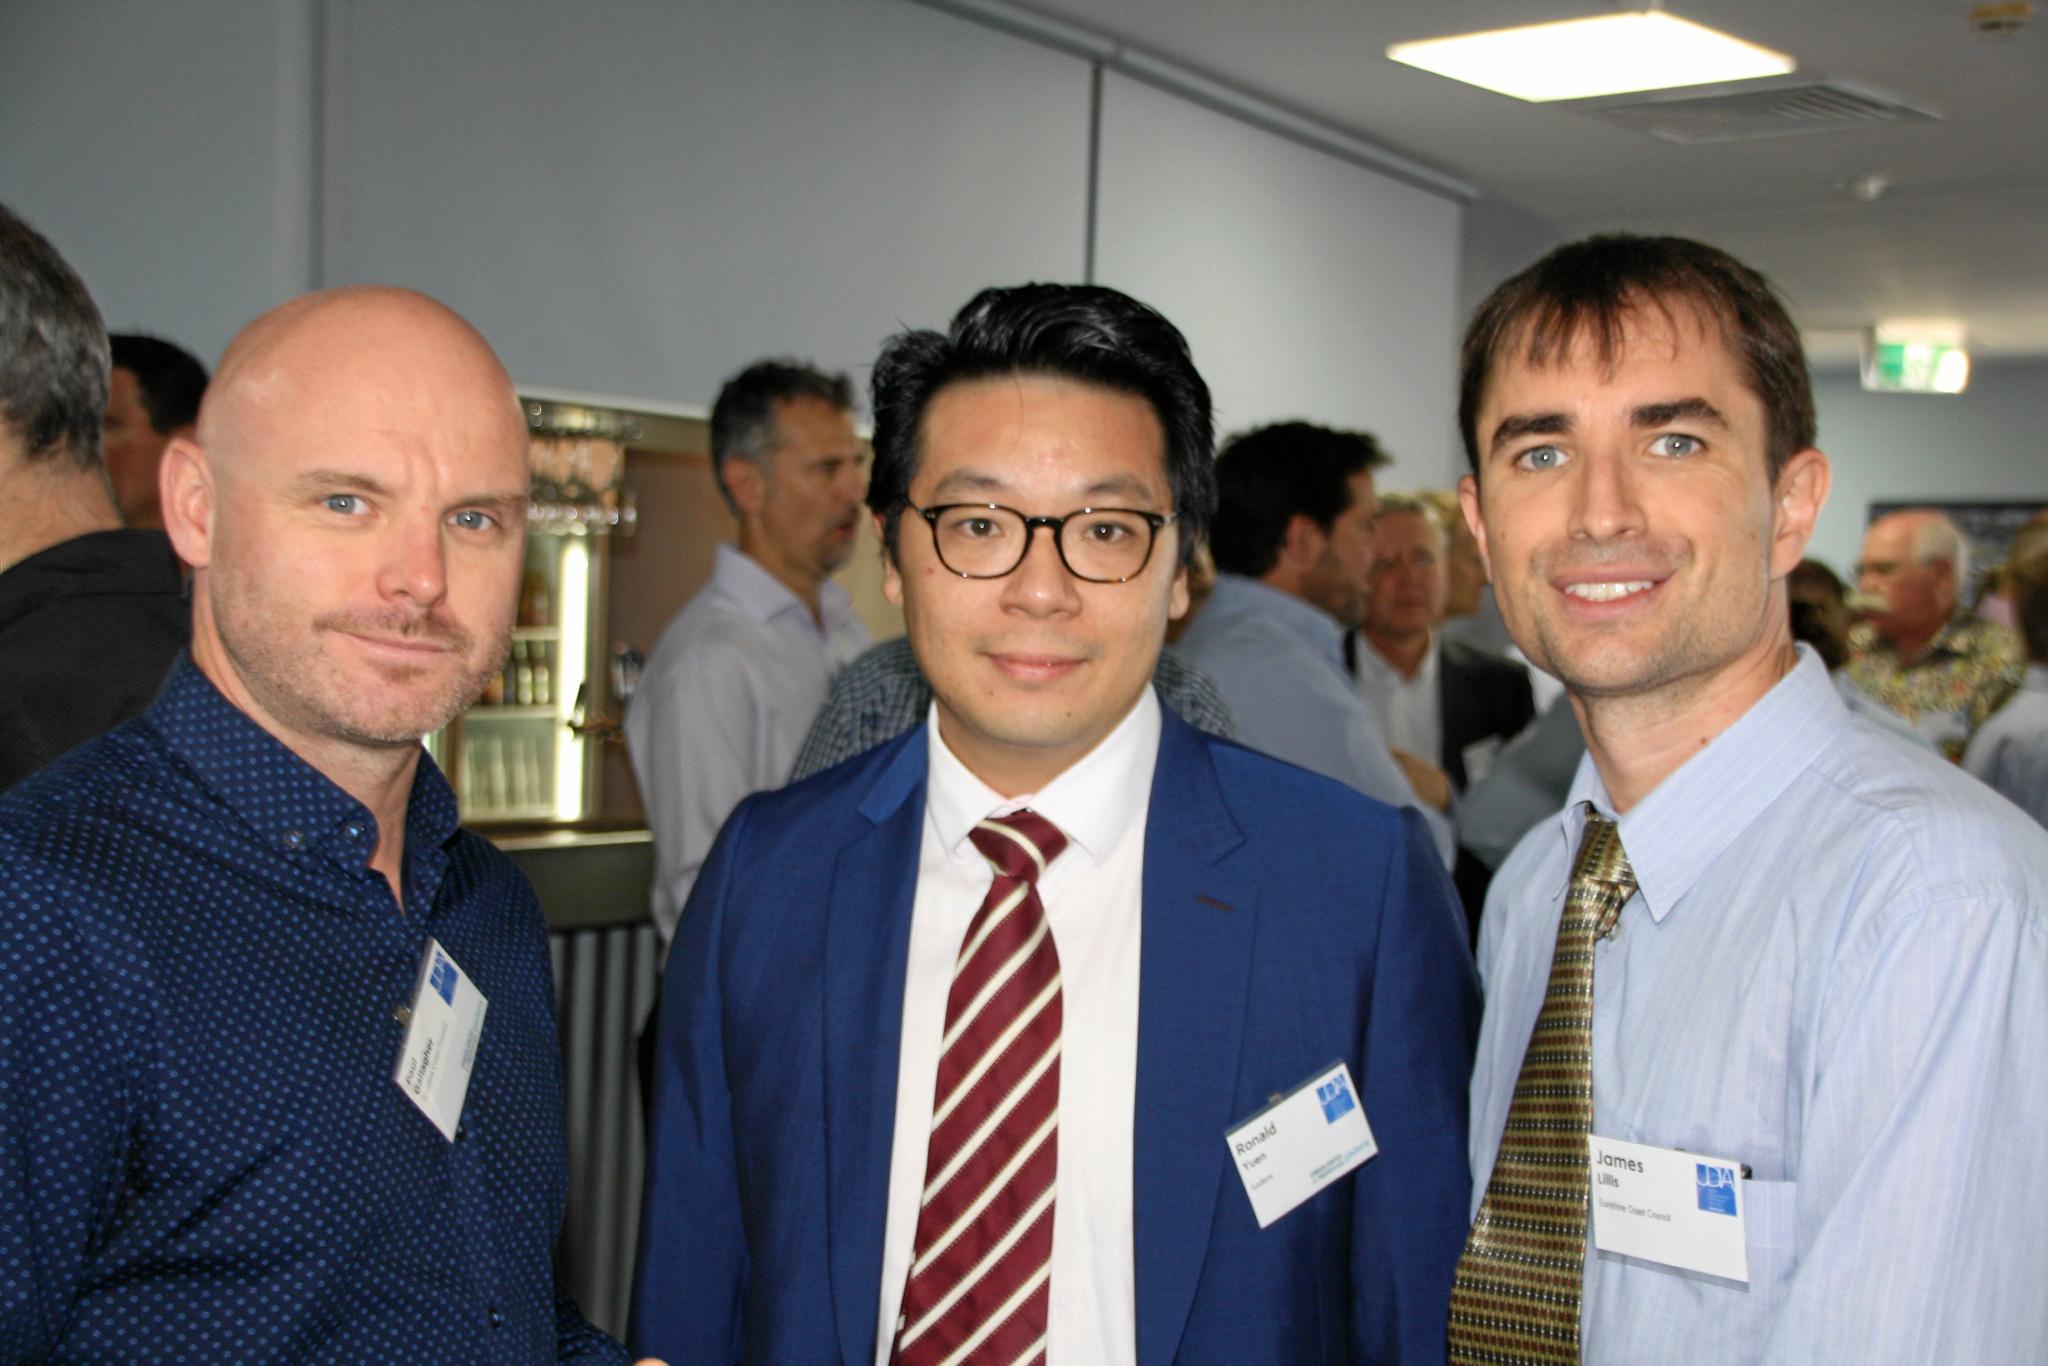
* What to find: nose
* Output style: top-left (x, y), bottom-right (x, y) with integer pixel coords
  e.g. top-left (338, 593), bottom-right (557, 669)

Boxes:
top-left (1567, 449), bottom-right (1645, 543)
top-left (839, 458), bottom-right (868, 505)
top-left (378, 511), bottom-right (450, 607)
top-left (998, 521), bottom-right (1083, 618)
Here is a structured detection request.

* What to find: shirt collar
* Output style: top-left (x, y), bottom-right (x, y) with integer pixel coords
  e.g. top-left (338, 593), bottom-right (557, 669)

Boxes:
top-left (1551, 646), bottom-right (1845, 922)
top-left (146, 654), bottom-right (461, 877)
top-left (1209, 574), bottom-right (1347, 676)
top-left (1352, 630), bottom-right (1438, 691)
top-left (714, 542), bottom-right (853, 630)
top-left (924, 685), bottom-right (1163, 867)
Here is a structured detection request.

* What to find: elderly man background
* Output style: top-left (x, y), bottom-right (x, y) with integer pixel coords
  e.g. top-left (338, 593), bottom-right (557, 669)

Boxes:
top-left (1848, 507), bottom-right (2022, 757)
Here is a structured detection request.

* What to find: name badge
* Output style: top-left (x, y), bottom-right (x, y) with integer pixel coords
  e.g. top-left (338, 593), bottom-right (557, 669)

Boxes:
top-left (393, 938), bottom-right (488, 1141)
top-left (1224, 1061), bottom-right (1377, 1228)
top-left (1589, 1134), bottom-right (1749, 1283)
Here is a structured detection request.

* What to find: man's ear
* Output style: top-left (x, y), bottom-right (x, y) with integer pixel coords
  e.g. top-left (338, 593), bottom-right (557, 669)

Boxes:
top-left (159, 436), bottom-right (215, 570)
top-left (1768, 447), bottom-right (1831, 579)
top-left (877, 509), bottom-right (904, 608)
top-left (1277, 512), bottom-right (1326, 574)
top-left (1457, 474), bottom-right (1492, 582)
top-left (721, 456), bottom-right (768, 521)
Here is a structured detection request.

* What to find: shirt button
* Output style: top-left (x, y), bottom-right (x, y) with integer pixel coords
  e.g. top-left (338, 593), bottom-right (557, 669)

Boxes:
top-left (281, 829), bottom-right (304, 850)
top-left (392, 1004), bottom-right (412, 1027)
top-left (488, 1307), bottom-right (504, 1328)
top-left (344, 822), bottom-right (364, 840)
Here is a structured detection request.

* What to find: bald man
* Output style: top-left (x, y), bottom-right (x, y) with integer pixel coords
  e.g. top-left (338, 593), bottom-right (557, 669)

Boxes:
top-left (1849, 508), bottom-right (2022, 758)
top-left (0, 288), bottom-right (626, 1361)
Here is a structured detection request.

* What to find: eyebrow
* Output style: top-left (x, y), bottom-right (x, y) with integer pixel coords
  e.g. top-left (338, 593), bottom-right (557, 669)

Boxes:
top-left (1631, 397), bottom-right (1729, 430)
top-left (925, 467), bottom-right (1166, 506)
top-left (1486, 412), bottom-right (1570, 458)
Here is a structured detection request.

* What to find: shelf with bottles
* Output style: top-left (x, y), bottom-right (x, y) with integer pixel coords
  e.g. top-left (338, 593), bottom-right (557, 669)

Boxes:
top-left (477, 637), bottom-right (559, 710)
top-left (458, 731), bottom-right (557, 822)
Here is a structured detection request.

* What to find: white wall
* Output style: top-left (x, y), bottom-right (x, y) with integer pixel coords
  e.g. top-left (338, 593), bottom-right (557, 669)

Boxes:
top-left (324, 0), bottom-right (1092, 406)
top-left (0, 0), bottom-right (320, 361)
top-left (1809, 359), bottom-right (2048, 575)
top-left (1, 0), bottom-right (1467, 449)
top-left (1095, 71), bottom-right (1464, 487)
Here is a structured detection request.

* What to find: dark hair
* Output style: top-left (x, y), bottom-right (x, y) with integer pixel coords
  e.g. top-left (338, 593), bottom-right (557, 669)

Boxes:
top-left (1459, 234), bottom-right (1815, 483)
top-left (110, 333), bottom-right (208, 433)
top-left (708, 358), bottom-right (854, 510)
top-left (0, 202), bottom-right (109, 469)
top-left (1209, 422), bottom-right (1388, 578)
top-left (866, 282), bottom-right (1216, 566)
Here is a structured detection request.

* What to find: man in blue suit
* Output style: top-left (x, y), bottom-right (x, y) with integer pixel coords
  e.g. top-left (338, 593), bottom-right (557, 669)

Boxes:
top-left (631, 283), bottom-right (1476, 1364)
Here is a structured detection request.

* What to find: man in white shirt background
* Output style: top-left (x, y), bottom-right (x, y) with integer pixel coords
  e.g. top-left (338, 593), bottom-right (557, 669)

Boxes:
top-left (1351, 491), bottom-right (1532, 935)
top-left (625, 359), bottom-right (873, 953)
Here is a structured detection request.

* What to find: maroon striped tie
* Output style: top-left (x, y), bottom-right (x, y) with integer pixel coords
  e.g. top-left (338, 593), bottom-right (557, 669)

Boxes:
top-left (892, 809), bottom-right (1068, 1366)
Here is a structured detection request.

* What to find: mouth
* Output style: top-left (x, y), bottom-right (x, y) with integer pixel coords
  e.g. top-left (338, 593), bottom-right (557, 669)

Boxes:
top-left (1560, 580), bottom-right (1657, 603)
top-left (339, 630), bottom-right (459, 661)
top-left (986, 652), bottom-right (1087, 684)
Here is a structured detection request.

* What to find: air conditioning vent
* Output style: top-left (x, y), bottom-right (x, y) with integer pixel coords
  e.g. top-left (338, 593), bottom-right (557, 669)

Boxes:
top-left (1581, 80), bottom-right (1941, 144)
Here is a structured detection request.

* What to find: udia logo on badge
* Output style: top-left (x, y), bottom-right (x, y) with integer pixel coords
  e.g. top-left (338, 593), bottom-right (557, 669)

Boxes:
top-left (1696, 1162), bottom-right (1738, 1216)
top-left (1316, 1076), bottom-right (1355, 1124)
top-left (428, 952), bottom-right (457, 1005)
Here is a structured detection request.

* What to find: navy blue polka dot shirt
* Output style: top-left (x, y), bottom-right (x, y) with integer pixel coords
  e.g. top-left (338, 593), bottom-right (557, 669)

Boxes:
top-left (0, 657), bottom-right (625, 1363)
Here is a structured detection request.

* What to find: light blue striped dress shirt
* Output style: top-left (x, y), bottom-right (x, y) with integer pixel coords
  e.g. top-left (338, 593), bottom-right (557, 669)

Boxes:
top-left (1471, 647), bottom-right (2048, 1364)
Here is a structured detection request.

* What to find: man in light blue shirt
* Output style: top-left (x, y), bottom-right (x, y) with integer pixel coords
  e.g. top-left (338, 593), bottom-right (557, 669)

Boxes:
top-left (1174, 421), bottom-right (1455, 865)
top-left (1454, 234), bottom-right (2048, 1363)
top-left (625, 361), bottom-right (872, 948)
top-left (1964, 525), bottom-right (2048, 828)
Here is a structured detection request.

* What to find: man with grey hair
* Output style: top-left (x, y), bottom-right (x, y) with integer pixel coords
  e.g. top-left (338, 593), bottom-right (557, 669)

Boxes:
top-left (1849, 507), bottom-right (2022, 757)
top-left (0, 202), bottom-right (185, 791)
top-left (625, 358), bottom-right (873, 948)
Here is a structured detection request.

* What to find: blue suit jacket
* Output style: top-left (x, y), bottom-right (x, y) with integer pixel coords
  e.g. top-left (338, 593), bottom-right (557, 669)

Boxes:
top-left (630, 707), bottom-right (1476, 1363)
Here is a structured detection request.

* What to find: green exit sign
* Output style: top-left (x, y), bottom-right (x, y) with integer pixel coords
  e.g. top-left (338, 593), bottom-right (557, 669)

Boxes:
top-left (1862, 337), bottom-right (1971, 394)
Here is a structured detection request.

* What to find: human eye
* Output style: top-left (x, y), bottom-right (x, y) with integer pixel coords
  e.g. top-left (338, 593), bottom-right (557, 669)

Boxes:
top-left (450, 507), bottom-right (499, 532)
top-left (940, 507), bottom-right (1008, 540)
top-left (1513, 445), bottom-right (1567, 472)
top-left (1650, 433), bottom-right (1703, 458)
top-left (323, 492), bottom-right (367, 515)
top-left (1078, 512), bottom-right (1142, 544)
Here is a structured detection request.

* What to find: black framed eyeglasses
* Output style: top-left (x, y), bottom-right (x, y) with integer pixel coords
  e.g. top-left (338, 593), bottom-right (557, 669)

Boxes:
top-left (905, 501), bottom-right (1177, 582)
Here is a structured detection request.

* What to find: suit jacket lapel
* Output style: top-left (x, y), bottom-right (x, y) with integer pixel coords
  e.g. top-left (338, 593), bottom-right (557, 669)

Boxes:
top-left (1133, 713), bottom-right (1257, 1366)
top-left (823, 730), bottom-right (927, 1365)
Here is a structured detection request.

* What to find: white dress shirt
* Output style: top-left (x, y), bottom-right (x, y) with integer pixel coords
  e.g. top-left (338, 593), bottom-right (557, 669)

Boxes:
top-left (1352, 631), bottom-right (1442, 765)
top-left (873, 689), bottom-right (1158, 1364)
top-left (1471, 649), bottom-right (2048, 1363)
top-left (624, 543), bottom-right (870, 945)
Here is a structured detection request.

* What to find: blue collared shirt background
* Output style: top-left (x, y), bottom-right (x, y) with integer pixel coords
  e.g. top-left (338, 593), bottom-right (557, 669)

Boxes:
top-left (0, 657), bottom-right (623, 1363)
top-left (1471, 648), bottom-right (2048, 1364)
top-left (1964, 662), bottom-right (2048, 828)
top-left (1174, 573), bottom-right (1455, 865)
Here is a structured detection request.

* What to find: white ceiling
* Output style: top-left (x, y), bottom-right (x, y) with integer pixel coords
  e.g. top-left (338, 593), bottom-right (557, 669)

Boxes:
top-left (1015, 0), bottom-right (2048, 364)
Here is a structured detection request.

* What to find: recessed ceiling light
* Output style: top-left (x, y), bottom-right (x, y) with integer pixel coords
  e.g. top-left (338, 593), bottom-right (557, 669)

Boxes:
top-left (1387, 11), bottom-right (1796, 103)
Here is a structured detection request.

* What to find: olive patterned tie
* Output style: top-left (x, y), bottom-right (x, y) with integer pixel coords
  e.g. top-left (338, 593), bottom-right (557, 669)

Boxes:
top-left (1448, 812), bottom-right (1636, 1364)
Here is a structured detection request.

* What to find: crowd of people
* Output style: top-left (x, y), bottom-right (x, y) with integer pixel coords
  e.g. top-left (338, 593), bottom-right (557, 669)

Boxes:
top-left (2, 192), bottom-right (2047, 1365)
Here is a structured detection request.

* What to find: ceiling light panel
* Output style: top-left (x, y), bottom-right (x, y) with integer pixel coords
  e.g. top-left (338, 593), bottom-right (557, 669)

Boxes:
top-left (1387, 12), bottom-right (1796, 103)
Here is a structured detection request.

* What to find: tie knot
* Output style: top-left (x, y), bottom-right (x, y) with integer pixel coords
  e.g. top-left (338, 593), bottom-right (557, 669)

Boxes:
top-left (969, 809), bottom-right (1067, 885)
top-left (1571, 813), bottom-right (1636, 892)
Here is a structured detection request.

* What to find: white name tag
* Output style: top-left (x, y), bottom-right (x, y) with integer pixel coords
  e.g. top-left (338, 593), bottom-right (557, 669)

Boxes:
top-left (1225, 1061), bottom-right (1378, 1228)
top-left (393, 938), bottom-right (488, 1142)
top-left (1589, 1134), bottom-right (1749, 1283)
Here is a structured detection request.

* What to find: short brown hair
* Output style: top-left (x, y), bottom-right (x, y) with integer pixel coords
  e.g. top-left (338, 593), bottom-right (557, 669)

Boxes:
top-left (1459, 234), bottom-right (1814, 483)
